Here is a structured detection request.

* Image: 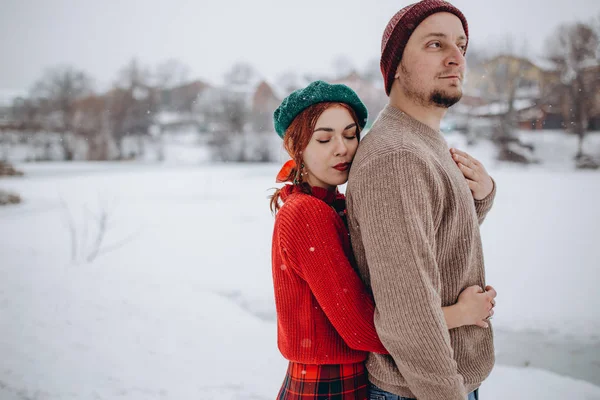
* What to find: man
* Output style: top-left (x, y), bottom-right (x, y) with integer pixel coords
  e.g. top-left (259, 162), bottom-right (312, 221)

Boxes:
top-left (346, 1), bottom-right (497, 399)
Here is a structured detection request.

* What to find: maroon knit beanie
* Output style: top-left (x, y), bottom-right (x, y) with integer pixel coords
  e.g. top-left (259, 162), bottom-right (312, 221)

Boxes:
top-left (381, 0), bottom-right (469, 96)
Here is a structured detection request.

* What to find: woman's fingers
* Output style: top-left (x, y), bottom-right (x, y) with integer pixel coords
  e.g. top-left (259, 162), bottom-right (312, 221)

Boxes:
top-left (475, 319), bottom-right (489, 329)
top-left (458, 162), bottom-right (476, 179)
top-left (484, 286), bottom-right (497, 299)
top-left (451, 148), bottom-right (480, 166)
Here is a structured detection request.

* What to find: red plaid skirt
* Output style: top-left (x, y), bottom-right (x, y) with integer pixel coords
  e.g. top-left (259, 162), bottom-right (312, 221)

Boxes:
top-left (277, 361), bottom-right (369, 400)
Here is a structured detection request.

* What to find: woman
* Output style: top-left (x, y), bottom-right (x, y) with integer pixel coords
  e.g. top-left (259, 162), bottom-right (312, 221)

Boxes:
top-left (270, 81), bottom-right (494, 399)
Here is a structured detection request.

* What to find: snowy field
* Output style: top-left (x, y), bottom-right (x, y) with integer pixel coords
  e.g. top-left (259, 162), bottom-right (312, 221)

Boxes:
top-left (1, 132), bottom-right (600, 399)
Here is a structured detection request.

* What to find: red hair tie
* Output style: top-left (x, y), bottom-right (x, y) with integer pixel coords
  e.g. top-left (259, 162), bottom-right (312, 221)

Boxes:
top-left (276, 159), bottom-right (296, 183)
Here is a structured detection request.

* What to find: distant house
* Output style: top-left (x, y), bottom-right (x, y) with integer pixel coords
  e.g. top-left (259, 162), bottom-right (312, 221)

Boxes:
top-left (161, 80), bottom-right (210, 113)
top-left (155, 80), bottom-right (211, 135)
top-left (462, 55), bottom-right (563, 130)
top-left (464, 54), bottom-right (600, 131)
top-left (251, 80), bottom-right (281, 132)
top-left (465, 55), bottom-right (550, 100)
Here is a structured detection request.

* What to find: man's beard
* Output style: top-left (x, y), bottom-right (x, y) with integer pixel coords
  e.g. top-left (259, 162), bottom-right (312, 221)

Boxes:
top-left (430, 89), bottom-right (462, 108)
top-left (399, 63), bottom-right (462, 108)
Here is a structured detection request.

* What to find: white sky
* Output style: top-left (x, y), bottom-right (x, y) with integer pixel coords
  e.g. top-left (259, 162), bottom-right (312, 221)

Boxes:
top-left (1, 0), bottom-right (598, 92)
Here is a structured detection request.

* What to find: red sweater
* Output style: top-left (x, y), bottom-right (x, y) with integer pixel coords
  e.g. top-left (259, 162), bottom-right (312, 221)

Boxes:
top-left (271, 184), bottom-right (388, 364)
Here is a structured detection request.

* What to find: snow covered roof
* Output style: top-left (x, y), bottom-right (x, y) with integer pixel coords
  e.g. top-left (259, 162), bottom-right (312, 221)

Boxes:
top-left (530, 56), bottom-right (558, 72)
top-left (471, 99), bottom-right (537, 116)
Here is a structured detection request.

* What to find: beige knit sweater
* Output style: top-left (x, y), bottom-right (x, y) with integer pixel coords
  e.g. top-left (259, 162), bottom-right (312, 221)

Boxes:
top-left (346, 104), bottom-right (496, 400)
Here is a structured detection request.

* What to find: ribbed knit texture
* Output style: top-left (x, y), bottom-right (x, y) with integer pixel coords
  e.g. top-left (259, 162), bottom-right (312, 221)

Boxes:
top-left (271, 184), bottom-right (388, 365)
top-left (346, 104), bottom-right (496, 400)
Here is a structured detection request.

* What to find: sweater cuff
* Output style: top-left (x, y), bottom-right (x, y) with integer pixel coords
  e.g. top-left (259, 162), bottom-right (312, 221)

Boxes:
top-left (474, 176), bottom-right (496, 215)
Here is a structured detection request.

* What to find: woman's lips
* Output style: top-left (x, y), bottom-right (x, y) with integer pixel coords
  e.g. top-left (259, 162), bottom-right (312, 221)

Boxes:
top-left (333, 163), bottom-right (350, 171)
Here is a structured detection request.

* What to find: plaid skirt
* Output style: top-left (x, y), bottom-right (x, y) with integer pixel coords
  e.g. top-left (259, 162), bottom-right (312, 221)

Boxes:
top-left (277, 361), bottom-right (369, 400)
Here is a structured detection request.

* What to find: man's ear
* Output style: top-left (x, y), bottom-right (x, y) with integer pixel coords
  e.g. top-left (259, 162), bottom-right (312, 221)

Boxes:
top-left (394, 63), bottom-right (402, 79)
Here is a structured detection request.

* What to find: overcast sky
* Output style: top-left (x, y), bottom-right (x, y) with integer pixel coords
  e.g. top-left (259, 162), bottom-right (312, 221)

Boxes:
top-left (1, 0), bottom-right (599, 93)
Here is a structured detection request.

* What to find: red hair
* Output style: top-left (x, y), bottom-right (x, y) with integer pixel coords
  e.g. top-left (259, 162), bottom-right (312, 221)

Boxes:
top-left (269, 102), bottom-right (362, 213)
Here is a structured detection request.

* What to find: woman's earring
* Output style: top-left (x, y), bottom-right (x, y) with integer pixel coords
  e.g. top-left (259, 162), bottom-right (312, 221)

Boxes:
top-left (293, 163), bottom-right (304, 185)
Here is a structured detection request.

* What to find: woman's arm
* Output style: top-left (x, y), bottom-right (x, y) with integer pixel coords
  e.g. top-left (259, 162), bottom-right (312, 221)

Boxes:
top-left (443, 285), bottom-right (497, 329)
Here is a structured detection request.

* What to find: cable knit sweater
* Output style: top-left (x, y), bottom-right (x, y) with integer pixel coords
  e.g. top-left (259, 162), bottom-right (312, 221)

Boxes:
top-left (346, 105), bottom-right (496, 400)
top-left (271, 184), bottom-right (388, 365)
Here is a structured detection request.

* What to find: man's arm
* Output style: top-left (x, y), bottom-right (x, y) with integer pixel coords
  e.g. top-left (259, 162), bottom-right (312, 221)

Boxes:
top-left (352, 151), bottom-right (466, 400)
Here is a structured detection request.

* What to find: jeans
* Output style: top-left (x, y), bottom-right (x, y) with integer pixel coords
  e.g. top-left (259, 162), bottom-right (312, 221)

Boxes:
top-left (369, 383), bottom-right (479, 400)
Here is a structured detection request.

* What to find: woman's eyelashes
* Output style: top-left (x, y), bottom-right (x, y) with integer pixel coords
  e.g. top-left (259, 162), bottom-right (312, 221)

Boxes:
top-left (316, 135), bottom-right (356, 144)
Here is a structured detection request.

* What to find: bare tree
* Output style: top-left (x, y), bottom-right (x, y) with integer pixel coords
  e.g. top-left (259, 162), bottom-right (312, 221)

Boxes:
top-left (73, 94), bottom-right (112, 160)
top-left (546, 21), bottom-right (599, 160)
top-left (224, 62), bottom-right (257, 86)
top-left (199, 88), bottom-right (249, 161)
top-left (29, 66), bottom-right (94, 160)
top-left (222, 63), bottom-right (252, 153)
top-left (155, 58), bottom-right (190, 88)
top-left (106, 59), bottom-right (158, 159)
top-left (10, 97), bottom-right (43, 131)
top-left (474, 37), bottom-right (538, 162)
top-left (196, 62), bottom-right (259, 161)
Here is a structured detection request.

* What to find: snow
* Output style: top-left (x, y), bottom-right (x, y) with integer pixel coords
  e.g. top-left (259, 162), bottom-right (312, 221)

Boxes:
top-left (481, 366), bottom-right (600, 399)
top-left (1, 133), bottom-right (599, 398)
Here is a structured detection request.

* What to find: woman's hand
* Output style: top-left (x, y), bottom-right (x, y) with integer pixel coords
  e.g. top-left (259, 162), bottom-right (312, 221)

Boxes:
top-left (450, 148), bottom-right (494, 200)
top-left (457, 285), bottom-right (496, 328)
top-left (444, 285), bottom-right (496, 329)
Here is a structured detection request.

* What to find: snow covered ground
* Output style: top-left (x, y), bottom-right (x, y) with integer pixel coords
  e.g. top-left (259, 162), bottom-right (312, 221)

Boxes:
top-left (1, 132), bottom-right (599, 399)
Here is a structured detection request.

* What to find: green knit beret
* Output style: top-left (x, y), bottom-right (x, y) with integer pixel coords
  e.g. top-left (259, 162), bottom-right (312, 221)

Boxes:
top-left (273, 80), bottom-right (368, 138)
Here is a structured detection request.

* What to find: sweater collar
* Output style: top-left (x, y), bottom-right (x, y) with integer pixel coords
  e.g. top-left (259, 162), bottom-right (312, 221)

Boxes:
top-left (280, 183), bottom-right (344, 206)
top-left (380, 104), bottom-right (450, 152)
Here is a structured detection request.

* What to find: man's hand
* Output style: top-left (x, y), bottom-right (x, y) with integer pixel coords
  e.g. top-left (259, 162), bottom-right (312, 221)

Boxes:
top-left (450, 148), bottom-right (494, 200)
